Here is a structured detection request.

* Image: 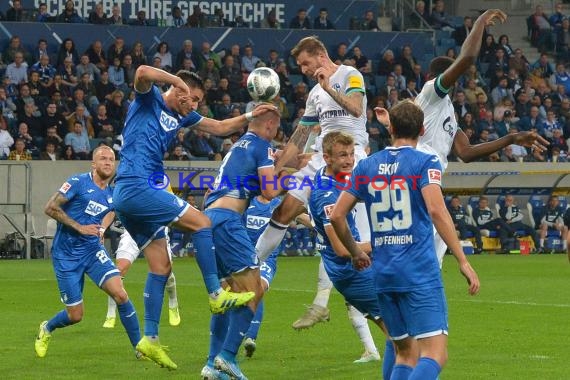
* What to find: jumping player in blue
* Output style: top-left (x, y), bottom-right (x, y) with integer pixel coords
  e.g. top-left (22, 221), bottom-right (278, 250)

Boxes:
top-left (309, 131), bottom-right (393, 375)
top-left (202, 106), bottom-right (289, 380)
top-left (331, 100), bottom-right (480, 380)
top-left (35, 146), bottom-right (141, 359)
top-left (113, 65), bottom-right (275, 369)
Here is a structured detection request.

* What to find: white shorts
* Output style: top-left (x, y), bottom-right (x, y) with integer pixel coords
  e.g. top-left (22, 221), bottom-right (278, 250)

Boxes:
top-left (289, 146), bottom-right (368, 206)
top-left (116, 227), bottom-right (173, 263)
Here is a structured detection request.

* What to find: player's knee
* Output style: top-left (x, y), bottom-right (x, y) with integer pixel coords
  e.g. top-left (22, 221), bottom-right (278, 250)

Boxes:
top-left (67, 309), bottom-right (83, 324)
top-left (112, 289), bottom-right (129, 305)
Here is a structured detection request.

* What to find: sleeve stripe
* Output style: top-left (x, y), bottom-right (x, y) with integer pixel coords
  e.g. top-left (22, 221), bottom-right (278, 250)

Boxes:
top-left (258, 164), bottom-right (275, 169)
top-left (434, 75), bottom-right (450, 98)
top-left (346, 87), bottom-right (365, 95)
top-left (301, 116), bottom-right (319, 123)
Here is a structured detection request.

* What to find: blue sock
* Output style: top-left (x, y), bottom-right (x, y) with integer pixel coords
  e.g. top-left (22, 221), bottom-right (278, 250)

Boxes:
top-left (383, 339), bottom-right (396, 380)
top-left (46, 309), bottom-right (72, 332)
top-left (409, 357), bottom-right (441, 380)
top-left (391, 364), bottom-right (413, 380)
top-left (117, 299), bottom-right (141, 348)
top-left (246, 300), bottom-right (264, 340)
top-left (193, 228), bottom-right (221, 294)
top-left (207, 313), bottom-right (230, 367)
top-left (221, 306), bottom-right (255, 360)
top-left (143, 272), bottom-right (168, 337)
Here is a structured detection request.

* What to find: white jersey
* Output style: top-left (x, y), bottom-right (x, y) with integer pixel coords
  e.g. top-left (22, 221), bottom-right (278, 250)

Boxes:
top-left (416, 76), bottom-right (458, 172)
top-left (301, 65), bottom-right (368, 151)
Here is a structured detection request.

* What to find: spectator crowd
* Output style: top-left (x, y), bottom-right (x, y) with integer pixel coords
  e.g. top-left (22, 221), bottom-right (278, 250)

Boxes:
top-left (1, 1), bottom-right (570, 165)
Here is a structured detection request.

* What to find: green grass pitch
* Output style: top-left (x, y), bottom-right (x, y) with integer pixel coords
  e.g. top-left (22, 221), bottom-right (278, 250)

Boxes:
top-left (1, 255), bottom-right (570, 379)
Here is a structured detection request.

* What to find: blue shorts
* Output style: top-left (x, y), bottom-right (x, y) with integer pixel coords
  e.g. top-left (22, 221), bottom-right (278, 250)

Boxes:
top-left (114, 180), bottom-right (190, 249)
top-left (333, 268), bottom-right (382, 320)
top-left (52, 247), bottom-right (120, 306)
top-left (260, 250), bottom-right (279, 288)
top-left (378, 287), bottom-right (448, 340)
top-left (204, 208), bottom-right (259, 278)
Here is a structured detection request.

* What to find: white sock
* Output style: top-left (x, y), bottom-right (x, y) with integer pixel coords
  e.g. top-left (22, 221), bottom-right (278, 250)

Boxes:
top-left (106, 295), bottom-right (117, 318)
top-left (347, 304), bottom-right (378, 355)
top-left (313, 259), bottom-right (333, 307)
top-left (256, 220), bottom-right (289, 261)
top-left (540, 238), bottom-right (544, 248)
top-left (564, 240), bottom-right (568, 250)
top-left (166, 272), bottom-right (178, 308)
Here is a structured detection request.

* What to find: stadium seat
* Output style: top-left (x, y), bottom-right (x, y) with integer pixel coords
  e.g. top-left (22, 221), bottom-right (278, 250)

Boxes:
top-left (466, 196), bottom-right (480, 223)
top-left (444, 195), bottom-right (453, 208)
top-left (526, 195), bottom-right (544, 229)
top-left (558, 196), bottom-right (568, 210)
top-left (494, 195), bottom-right (506, 215)
top-left (89, 138), bottom-right (104, 151)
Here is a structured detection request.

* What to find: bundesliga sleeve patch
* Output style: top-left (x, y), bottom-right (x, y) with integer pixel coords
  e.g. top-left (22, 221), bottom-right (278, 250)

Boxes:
top-left (267, 148), bottom-right (275, 160)
top-left (323, 204), bottom-right (335, 218)
top-left (59, 182), bottom-right (71, 194)
top-left (428, 169), bottom-right (442, 185)
top-left (348, 75), bottom-right (363, 89)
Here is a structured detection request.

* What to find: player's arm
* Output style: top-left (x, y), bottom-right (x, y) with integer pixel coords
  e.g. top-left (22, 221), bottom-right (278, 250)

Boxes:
top-left (274, 122), bottom-right (314, 172)
top-left (453, 128), bottom-right (548, 163)
top-left (422, 184), bottom-right (480, 295)
top-left (330, 192), bottom-right (371, 269)
top-left (257, 167), bottom-right (290, 200)
top-left (44, 192), bottom-right (100, 236)
top-left (439, 9), bottom-right (507, 90)
top-left (134, 65), bottom-right (189, 94)
top-left (316, 68), bottom-right (364, 118)
top-left (194, 104), bottom-right (279, 136)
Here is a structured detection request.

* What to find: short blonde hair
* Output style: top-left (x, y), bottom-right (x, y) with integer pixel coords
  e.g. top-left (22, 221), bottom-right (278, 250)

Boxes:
top-left (322, 131), bottom-right (354, 155)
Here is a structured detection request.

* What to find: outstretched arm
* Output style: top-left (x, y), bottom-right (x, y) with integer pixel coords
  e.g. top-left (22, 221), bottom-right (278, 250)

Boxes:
top-left (440, 10), bottom-right (507, 90)
top-left (453, 128), bottom-right (548, 163)
top-left (193, 104), bottom-right (278, 136)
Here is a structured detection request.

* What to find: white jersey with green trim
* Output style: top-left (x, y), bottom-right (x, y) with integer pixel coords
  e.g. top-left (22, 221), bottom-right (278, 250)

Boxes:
top-left (301, 65), bottom-right (368, 151)
top-left (416, 77), bottom-right (458, 172)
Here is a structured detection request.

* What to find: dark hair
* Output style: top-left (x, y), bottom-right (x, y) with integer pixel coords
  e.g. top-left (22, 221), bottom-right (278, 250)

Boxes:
top-left (389, 99), bottom-right (424, 139)
top-left (177, 70), bottom-right (205, 92)
top-left (429, 56), bottom-right (454, 77)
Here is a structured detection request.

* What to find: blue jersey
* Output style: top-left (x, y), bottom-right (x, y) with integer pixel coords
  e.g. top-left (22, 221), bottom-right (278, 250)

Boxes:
top-left (116, 86), bottom-right (203, 180)
top-left (52, 172), bottom-right (114, 259)
top-left (243, 196), bottom-right (282, 243)
top-left (205, 132), bottom-right (274, 207)
top-left (347, 146), bottom-right (443, 292)
top-left (310, 167), bottom-right (361, 282)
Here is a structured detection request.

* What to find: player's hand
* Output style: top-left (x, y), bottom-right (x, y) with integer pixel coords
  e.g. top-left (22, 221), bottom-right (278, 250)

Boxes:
top-left (173, 76), bottom-right (191, 99)
top-left (78, 224), bottom-right (102, 236)
top-left (476, 9), bottom-right (507, 27)
top-left (252, 103), bottom-right (279, 118)
top-left (513, 131), bottom-right (549, 152)
top-left (351, 251), bottom-right (371, 270)
top-left (373, 107), bottom-right (390, 126)
top-left (459, 261), bottom-right (480, 295)
top-left (314, 67), bottom-right (334, 91)
top-left (297, 152), bottom-right (314, 168)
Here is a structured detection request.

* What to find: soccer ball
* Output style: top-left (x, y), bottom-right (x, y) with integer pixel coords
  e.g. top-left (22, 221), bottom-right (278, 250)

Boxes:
top-left (247, 67), bottom-right (280, 101)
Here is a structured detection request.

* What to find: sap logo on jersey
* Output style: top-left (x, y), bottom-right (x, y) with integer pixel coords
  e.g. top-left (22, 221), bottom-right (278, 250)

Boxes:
top-left (247, 215), bottom-right (270, 229)
top-left (160, 111), bottom-right (179, 132)
top-left (85, 200), bottom-right (109, 216)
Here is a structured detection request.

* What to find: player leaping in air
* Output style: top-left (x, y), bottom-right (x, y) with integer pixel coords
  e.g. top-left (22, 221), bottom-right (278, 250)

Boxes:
top-left (113, 65), bottom-right (276, 369)
top-left (253, 36), bottom-right (380, 359)
top-left (376, 9), bottom-right (548, 267)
